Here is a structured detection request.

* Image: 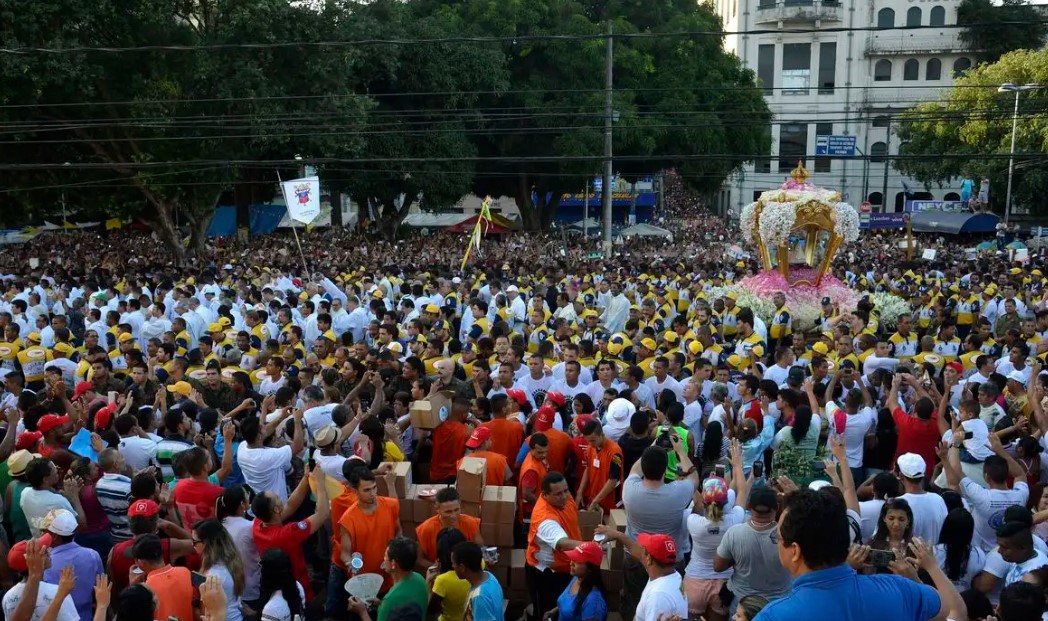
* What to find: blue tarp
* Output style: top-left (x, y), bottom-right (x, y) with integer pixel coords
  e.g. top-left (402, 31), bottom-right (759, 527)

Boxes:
top-left (208, 204), bottom-right (289, 237)
top-left (911, 211), bottom-right (1000, 234)
top-left (207, 206), bottom-right (237, 237)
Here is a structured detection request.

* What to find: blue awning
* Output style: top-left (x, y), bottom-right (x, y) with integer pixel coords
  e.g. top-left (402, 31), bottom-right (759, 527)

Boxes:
top-left (911, 211), bottom-right (1000, 234)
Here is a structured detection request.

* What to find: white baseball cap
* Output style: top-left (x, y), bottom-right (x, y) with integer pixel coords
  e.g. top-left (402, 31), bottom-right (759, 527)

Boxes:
top-left (1007, 370), bottom-right (1027, 386)
top-left (506, 285), bottom-right (519, 293)
top-left (44, 509), bottom-right (78, 537)
top-left (896, 452), bottom-right (926, 478)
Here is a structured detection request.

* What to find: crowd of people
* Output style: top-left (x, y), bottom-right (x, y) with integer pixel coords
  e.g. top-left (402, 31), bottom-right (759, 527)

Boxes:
top-left (0, 210), bottom-right (1045, 621)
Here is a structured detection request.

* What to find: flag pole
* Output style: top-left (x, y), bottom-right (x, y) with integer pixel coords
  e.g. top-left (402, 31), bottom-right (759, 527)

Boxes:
top-left (278, 172), bottom-right (312, 280)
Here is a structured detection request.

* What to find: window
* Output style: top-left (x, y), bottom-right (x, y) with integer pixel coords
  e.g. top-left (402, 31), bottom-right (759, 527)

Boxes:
top-left (926, 58), bottom-right (942, 80)
top-left (759, 0), bottom-right (776, 8)
top-left (929, 6), bottom-right (945, 26)
top-left (814, 122), bottom-right (833, 172)
top-left (953, 57), bottom-right (972, 78)
top-left (903, 59), bottom-right (919, 81)
top-left (870, 141), bottom-right (887, 163)
top-left (877, 8), bottom-right (895, 28)
top-left (779, 123), bottom-right (808, 172)
top-left (782, 43), bottom-right (812, 94)
top-left (756, 157), bottom-right (771, 173)
top-left (757, 45), bottom-right (776, 95)
top-left (818, 42), bottom-right (837, 94)
top-left (868, 192), bottom-right (883, 206)
top-left (906, 7), bottom-right (921, 26)
top-left (784, 0), bottom-right (813, 6)
top-left (874, 59), bottom-right (892, 82)
top-left (872, 115), bottom-right (890, 128)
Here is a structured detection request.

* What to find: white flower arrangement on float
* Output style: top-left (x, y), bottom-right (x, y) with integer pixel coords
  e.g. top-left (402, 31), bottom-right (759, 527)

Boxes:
top-left (834, 203), bottom-right (861, 243)
top-left (756, 202), bottom-right (797, 247)
top-left (869, 291), bottom-right (912, 331)
top-left (740, 203), bottom-right (758, 242)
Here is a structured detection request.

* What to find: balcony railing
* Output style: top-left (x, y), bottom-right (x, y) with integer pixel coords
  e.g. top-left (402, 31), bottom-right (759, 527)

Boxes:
top-left (754, 0), bottom-right (842, 24)
top-left (865, 31), bottom-right (967, 55)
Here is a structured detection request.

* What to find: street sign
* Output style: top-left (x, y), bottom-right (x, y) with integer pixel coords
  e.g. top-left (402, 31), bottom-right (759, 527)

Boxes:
top-left (815, 135), bottom-right (857, 157)
top-left (586, 251), bottom-right (605, 260)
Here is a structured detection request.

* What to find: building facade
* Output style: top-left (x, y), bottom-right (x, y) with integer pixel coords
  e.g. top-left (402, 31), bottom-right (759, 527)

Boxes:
top-left (715, 0), bottom-right (975, 217)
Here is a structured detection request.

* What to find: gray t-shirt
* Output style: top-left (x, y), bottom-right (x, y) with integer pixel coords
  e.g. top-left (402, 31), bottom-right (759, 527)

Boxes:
top-left (623, 474), bottom-right (695, 562)
top-left (716, 520), bottom-right (793, 599)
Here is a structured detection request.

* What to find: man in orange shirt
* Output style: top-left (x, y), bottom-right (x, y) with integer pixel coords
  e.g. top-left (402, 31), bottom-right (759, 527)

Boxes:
top-left (324, 457), bottom-right (369, 618)
top-left (480, 393), bottom-right (525, 468)
top-left (575, 419), bottom-right (623, 513)
top-left (526, 471), bottom-right (584, 621)
top-left (132, 534), bottom-right (194, 621)
top-left (531, 405), bottom-right (573, 475)
top-left (457, 426), bottom-right (512, 485)
top-left (518, 433), bottom-right (549, 529)
top-left (338, 468), bottom-right (401, 595)
top-left (429, 397), bottom-right (471, 483)
top-left (414, 486), bottom-right (483, 569)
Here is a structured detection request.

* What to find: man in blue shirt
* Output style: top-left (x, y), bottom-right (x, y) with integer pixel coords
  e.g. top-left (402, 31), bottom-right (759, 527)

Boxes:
top-left (757, 488), bottom-right (954, 621)
top-left (453, 541), bottom-right (504, 621)
top-left (42, 509), bottom-right (104, 621)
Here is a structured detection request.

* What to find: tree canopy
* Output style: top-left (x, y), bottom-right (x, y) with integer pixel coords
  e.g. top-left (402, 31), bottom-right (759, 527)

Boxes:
top-left (957, 0), bottom-right (1047, 64)
top-left (896, 48), bottom-right (1048, 215)
top-left (0, 0), bottom-right (771, 250)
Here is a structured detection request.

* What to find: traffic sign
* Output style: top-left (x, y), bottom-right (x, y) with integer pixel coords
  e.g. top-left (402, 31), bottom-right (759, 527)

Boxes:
top-left (815, 135), bottom-right (857, 157)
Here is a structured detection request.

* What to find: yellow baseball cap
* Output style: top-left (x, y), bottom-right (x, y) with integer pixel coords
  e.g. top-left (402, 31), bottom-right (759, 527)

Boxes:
top-left (53, 342), bottom-right (74, 355)
top-left (640, 338), bottom-right (657, 351)
top-left (26, 332), bottom-right (41, 343)
top-left (166, 381), bottom-right (192, 397)
top-left (812, 342), bottom-right (829, 355)
top-left (208, 323), bottom-right (224, 333)
top-left (117, 333), bottom-right (134, 343)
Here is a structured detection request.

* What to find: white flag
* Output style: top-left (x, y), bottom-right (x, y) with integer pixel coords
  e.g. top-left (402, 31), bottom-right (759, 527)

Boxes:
top-left (280, 176), bottom-right (321, 224)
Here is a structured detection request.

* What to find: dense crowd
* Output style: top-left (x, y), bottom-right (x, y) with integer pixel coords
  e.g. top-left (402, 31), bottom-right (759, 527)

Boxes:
top-left (0, 212), bottom-right (1045, 621)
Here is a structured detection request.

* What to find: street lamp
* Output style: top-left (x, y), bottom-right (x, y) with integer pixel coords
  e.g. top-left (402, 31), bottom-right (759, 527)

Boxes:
top-left (997, 82), bottom-right (1043, 224)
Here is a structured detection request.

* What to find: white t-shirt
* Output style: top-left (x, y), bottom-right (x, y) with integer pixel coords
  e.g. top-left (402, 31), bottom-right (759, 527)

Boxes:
top-left (205, 563), bottom-right (243, 621)
top-left (261, 582), bottom-right (305, 621)
top-left (302, 404), bottom-right (336, 439)
top-left (237, 443), bottom-right (293, 501)
top-left (960, 478), bottom-right (1030, 552)
top-left (858, 498), bottom-right (886, 543)
top-left (20, 488), bottom-right (74, 537)
top-left (763, 364), bottom-right (790, 388)
top-left (313, 451), bottom-right (348, 483)
top-left (258, 375), bottom-right (286, 398)
top-left (934, 543), bottom-right (986, 591)
top-left (532, 519), bottom-right (569, 571)
top-left (2, 580), bottom-right (79, 621)
top-left (899, 491), bottom-right (949, 545)
top-left (983, 538), bottom-right (1048, 605)
top-left (117, 435), bottom-right (159, 472)
top-left (827, 403), bottom-right (876, 467)
top-left (635, 571), bottom-right (688, 621)
top-left (223, 516), bottom-right (261, 601)
top-left (685, 505), bottom-right (745, 579)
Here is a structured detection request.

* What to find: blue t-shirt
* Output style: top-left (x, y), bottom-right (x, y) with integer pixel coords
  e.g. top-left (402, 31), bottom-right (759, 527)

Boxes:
top-left (555, 578), bottom-right (608, 621)
top-left (755, 564), bottom-right (940, 621)
top-left (466, 572), bottom-right (505, 621)
top-left (213, 437), bottom-right (245, 489)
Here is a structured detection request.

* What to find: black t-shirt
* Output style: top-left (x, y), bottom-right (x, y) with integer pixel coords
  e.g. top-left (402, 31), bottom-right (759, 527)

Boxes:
top-left (618, 432), bottom-right (652, 477)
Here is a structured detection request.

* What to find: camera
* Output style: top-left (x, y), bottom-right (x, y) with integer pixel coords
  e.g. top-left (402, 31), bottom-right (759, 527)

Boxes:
top-left (654, 424), bottom-right (673, 450)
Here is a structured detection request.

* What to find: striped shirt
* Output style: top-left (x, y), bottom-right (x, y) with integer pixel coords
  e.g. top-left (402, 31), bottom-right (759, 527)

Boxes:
top-left (156, 436), bottom-right (194, 483)
top-left (95, 473), bottom-right (133, 540)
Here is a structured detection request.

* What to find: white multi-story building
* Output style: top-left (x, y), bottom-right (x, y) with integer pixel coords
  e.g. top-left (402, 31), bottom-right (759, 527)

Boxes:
top-left (713, 0), bottom-right (976, 216)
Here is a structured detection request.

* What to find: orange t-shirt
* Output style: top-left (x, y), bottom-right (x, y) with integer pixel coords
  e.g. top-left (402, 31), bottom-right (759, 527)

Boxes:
top-left (584, 438), bottom-right (624, 512)
top-left (145, 565), bottom-right (195, 621)
top-left (480, 418), bottom-right (525, 469)
top-left (526, 495), bottom-right (582, 574)
top-left (457, 450), bottom-right (509, 486)
top-left (518, 453), bottom-right (548, 523)
top-left (431, 420), bottom-right (470, 481)
top-left (415, 513), bottom-right (481, 563)
top-left (338, 496), bottom-right (401, 591)
top-left (530, 428), bottom-right (573, 475)
top-left (330, 486), bottom-right (359, 569)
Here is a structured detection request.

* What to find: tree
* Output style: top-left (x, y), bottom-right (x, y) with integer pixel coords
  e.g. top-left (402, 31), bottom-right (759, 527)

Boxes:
top-left (0, 0), bottom-right (370, 260)
top-left (417, 0), bottom-right (771, 230)
top-left (896, 48), bottom-right (1048, 215)
top-left (958, 0), bottom-right (1048, 64)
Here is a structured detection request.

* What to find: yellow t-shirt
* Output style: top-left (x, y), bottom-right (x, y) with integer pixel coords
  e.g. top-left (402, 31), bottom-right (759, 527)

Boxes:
top-left (383, 441), bottom-right (406, 462)
top-left (432, 570), bottom-right (471, 621)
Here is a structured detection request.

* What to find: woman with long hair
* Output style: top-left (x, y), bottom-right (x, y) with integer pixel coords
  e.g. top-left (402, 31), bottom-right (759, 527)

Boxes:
top-left (427, 527), bottom-right (471, 621)
top-left (685, 473), bottom-right (746, 621)
top-left (216, 486), bottom-right (261, 612)
top-left (868, 498), bottom-right (915, 573)
top-left (697, 422), bottom-right (729, 480)
top-left (934, 508), bottom-right (986, 590)
top-left (545, 541), bottom-right (608, 621)
top-left (193, 518), bottom-right (245, 621)
top-left (733, 595), bottom-right (769, 621)
top-left (772, 405), bottom-right (820, 459)
top-left (258, 549), bottom-right (304, 621)
top-left (864, 408), bottom-right (899, 477)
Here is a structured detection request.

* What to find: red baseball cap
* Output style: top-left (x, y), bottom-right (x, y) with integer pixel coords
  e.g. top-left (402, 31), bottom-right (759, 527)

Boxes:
top-left (573, 414), bottom-right (594, 432)
top-left (535, 406), bottom-right (557, 432)
top-left (563, 541), bottom-right (603, 566)
top-left (15, 431), bottom-right (42, 451)
top-left (37, 414), bottom-right (70, 434)
top-left (94, 403), bottom-right (117, 431)
top-left (544, 391), bottom-right (566, 408)
top-left (465, 426), bottom-right (492, 449)
top-left (127, 499), bottom-right (160, 518)
top-left (7, 534), bottom-right (52, 573)
top-left (638, 533), bottom-right (678, 564)
top-left (505, 388), bottom-right (528, 407)
top-left (946, 361), bottom-right (963, 373)
top-left (72, 382), bottom-right (93, 401)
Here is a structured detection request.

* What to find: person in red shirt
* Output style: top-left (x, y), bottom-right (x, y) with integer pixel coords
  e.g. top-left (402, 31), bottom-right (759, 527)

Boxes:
top-left (107, 499), bottom-right (195, 595)
top-left (457, 426), bottom-right (512, 485)
top-left (172, 447), bottom-right (225, 526)
top-left (251, 465), bottom-right (329, 600)
top-left (887, 374), bottom-right (941, 477)
top-left (429, 398), bottom-right (471, 483)
top-left (576, 419), bottom-right (624, 513)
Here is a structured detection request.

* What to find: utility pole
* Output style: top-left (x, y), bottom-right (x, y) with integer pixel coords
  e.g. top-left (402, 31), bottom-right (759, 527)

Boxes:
top-left (601, 19), bottom-right (614, 255)
top-left (881, 115), bottom-right (891, 211)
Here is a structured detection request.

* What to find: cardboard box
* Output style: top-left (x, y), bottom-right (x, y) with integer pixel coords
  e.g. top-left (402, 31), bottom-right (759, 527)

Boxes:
top-left (608, 540), bottom-right (623, 566)
top-left (410, 390), bottom-right (454, 429)
top-left (608, 509), bottom-right (627, 532)
top-left (480, 521), bottom-right (513, 548)
top-left (456, 456), bottom-right (487, 502)
top-left (462, 500), bottom-right (482, 518)
top-left (510, 549), bottom-right (527, 588)
top-left (578, 509), bottom-right (602, 541)
top-left (482, 485), bottom-right (517, 524)
top-left (601, 555), bottom-right (624, 591)
top-left (490, 563), bottom-right (509, 586)
top-left (376, 461), bottom-right (412, 498)
top-left (399, 520), bottom-right (417, 540)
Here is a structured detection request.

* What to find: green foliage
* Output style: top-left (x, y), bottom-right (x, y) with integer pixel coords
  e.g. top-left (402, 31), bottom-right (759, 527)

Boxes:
top-left (896, 48), bottom-right (1048, 214)
top-left (957, 0), bottom-right (1048, 64)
